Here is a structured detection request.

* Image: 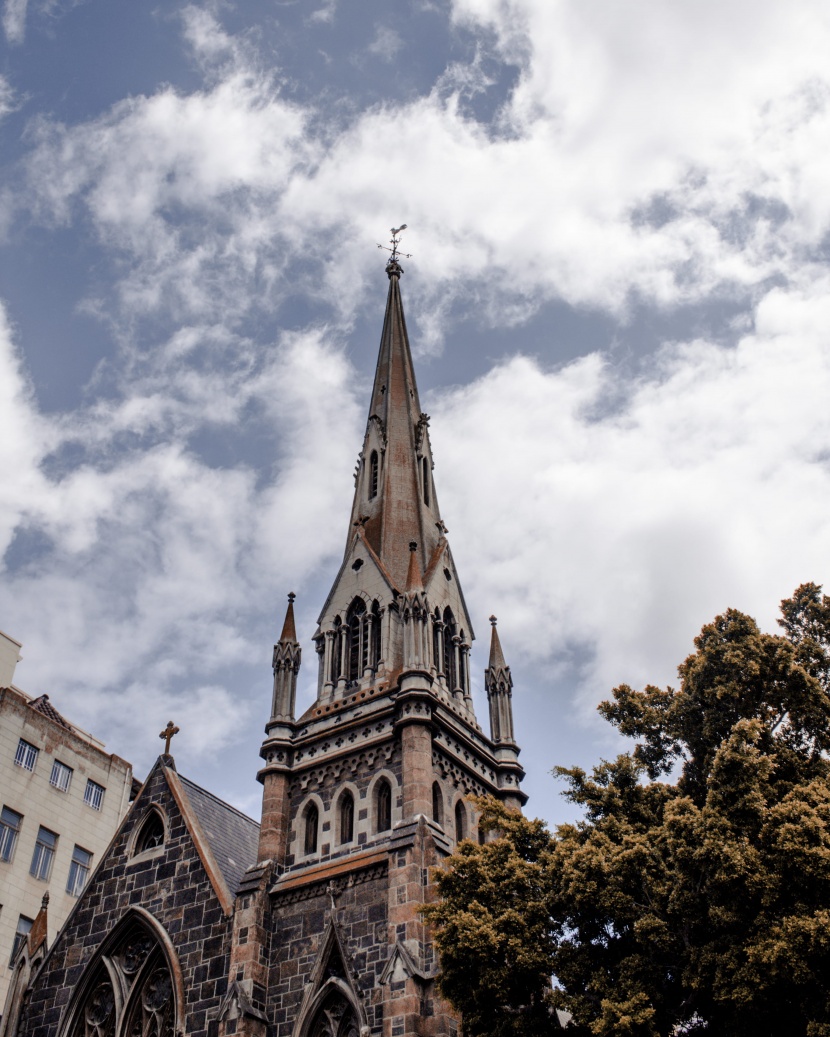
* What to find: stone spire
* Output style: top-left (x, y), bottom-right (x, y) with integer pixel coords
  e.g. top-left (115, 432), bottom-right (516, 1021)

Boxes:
top-left (347, 259), bottom-right (443, 591)
top-left (485, 616), bottom-right (515, 744)
top-left (271, 593), bottom-right (301, 723)
top-left (313, 255), bottom-right (474, 711)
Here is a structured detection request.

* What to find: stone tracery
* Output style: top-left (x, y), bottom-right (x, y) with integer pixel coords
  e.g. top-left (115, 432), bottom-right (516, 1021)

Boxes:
top-left (67, 920), bottom-right (177, 1037)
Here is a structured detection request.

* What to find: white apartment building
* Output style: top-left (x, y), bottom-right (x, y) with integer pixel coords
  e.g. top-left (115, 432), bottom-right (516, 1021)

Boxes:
top-left (0, 631), bottom-right (134, 1014)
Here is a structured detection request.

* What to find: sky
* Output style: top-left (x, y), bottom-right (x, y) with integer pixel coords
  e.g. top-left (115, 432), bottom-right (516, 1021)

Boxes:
top-left (1, 0), bottom-right (830, 828)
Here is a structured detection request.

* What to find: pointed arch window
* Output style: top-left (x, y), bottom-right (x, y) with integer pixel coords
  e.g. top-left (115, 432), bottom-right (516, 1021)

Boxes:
top-left (330, 618), bottom-right (342, 684)
top-left (376, 779), bottom-right (392, 833)
top-left (339, 792), bottom-right (354, 845)
top-left (369, 451), bottom-right (379, 500)
top-left (65, 918), bottom-right (178, 1037)
top-left (304, 803), bottom-right (319, 856)
top-left (432, 783), bottom-right (443, 827)
top-left (346, 598), bottom-right (367, 682)
top-left (371, 600), bottom-right (381, 670)
top-left (422, 457), bottom-right (430, 507)
top-left (134, 810), bottom-right (165, 856)
top-left (454, 801), bottom-right (466, 843)
top-left (443, 607), bottom-right (457, 689)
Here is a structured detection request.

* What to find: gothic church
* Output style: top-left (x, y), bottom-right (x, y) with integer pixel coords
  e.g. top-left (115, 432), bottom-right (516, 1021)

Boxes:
top-left (4, 255), bottom-right (525, 1037)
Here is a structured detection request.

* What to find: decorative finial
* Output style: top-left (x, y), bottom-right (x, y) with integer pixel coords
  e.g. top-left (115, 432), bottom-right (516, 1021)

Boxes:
top-left (377, 224), bottom-right (412, 268)
top-left (41, 892), bottom-right (50, 909)
top-left (288, 592), bottom-right (296, 603)
top-left (409, 541), bottom-right (418, 552)
top-left (489, 615), bottom-right (497, 626)
top-left (159, 720), bottom-right (180, 754)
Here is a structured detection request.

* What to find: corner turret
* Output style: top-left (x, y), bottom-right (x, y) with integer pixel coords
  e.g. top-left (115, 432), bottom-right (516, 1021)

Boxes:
top-left (270, 593), bottom-right (301, 725)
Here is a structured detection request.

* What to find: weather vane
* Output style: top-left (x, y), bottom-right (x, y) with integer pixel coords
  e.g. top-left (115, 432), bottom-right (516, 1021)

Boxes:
top-left (377, 224), bottom-right (412, 262)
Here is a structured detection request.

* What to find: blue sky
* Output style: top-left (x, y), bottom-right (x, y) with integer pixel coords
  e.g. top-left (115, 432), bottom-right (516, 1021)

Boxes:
top-left (2, 0), bottom-right (830, 826)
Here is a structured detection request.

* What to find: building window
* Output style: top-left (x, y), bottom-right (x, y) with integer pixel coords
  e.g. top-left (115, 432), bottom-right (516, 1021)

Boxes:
top-left (422, 457), bottom-right (430, 506)
top-left (339, 792), bottom-right (354, 845)
top-left (9, 916), bottom-right (33, 966)
top-left (67, 845), bottom-right (92, 897)
top-left (376, 779), bottom-right (392, 833)
top-left (371, 601), bottom-right (381, 670)
top-left (135, 811), bottom-right (165, 854)
top-left (443, 608), bottom-right (457, 689)
top-left (14, 739), bottom-right (38, 772)
top-left (432, 783), bottom-right (443, 827)
top-left (454, 801), bottom-right (466, 843)
top-left (85, 779), bottom-right (106, 811)
top-left (369, 451), bottom-right (379, 500)
top-left (50, 759), bottom-right (73, 792)
top-left (347, 597), bottom-right (367, 682)
top-left (304, 804), bottom-right (319, 856)
top-left (330, 617), bottom-right (342, 683)
top-left (0, 806), bottom-right (23, 862)
top-left (30, 826), bottom-right (57, 880)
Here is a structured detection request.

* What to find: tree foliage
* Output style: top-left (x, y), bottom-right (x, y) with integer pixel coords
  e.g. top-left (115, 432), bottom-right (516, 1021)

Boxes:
top-left (424, 584), bottom-right (830, 1037)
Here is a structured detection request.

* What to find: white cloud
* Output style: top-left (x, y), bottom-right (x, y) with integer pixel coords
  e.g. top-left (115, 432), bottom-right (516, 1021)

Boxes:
top-left (5, 0), bottom-right (830, 812)
top-left (0, 312), bottom-right (361, 769)
top-left (367, 26), bottom-right (403, 62)
top-left (2, 0), bottom-right (27, 44)
top-left (431, 275), bottom-right (830, 714)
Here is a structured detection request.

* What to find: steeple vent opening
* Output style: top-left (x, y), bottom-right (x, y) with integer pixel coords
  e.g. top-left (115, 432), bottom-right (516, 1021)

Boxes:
top-left (330, 617), bottom-right (342, 685)
top-left (442, 607), bottom-right (458, 692)
top-left (369, 451), bottom-right (379, 500)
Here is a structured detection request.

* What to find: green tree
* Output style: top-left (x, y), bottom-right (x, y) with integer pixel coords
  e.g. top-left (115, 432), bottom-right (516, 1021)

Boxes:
top-left (422, 802), bottom-right (557, 1037)
top-left (424, 584), bottom-right (830, 1037)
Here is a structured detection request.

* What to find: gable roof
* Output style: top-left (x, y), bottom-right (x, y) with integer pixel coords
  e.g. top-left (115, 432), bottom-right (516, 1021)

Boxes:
top-left (176, 775), bottom-right (260, 896)
top-left (28, 694), bottom-right (73, 730)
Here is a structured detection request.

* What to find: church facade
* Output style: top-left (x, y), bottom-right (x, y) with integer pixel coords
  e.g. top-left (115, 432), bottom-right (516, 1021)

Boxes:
top-left (6, 255), bottom-right (526, 1037)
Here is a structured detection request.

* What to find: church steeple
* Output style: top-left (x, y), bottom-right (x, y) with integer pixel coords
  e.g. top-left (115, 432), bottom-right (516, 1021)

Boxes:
top-left (347, 258), bottom-right (443, 589)
top-left (314, 257), bottom-right (475, 711)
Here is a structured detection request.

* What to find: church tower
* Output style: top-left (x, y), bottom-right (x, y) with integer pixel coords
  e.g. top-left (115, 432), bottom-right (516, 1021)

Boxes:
top-left (232, 253), bottom-right (526, 1037)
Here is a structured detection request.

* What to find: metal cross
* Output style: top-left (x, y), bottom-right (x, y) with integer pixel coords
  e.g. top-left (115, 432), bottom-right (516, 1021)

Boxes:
top-left (377, 224), bottom-right (412, 262)
top-left (159, 720), bottom-right (180, 754)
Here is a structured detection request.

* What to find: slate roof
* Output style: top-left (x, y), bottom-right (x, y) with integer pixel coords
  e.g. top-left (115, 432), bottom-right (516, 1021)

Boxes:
top-left (29, 694), bottom-right (73, 730)
top-left (179, 775), bottom-right (260, 895)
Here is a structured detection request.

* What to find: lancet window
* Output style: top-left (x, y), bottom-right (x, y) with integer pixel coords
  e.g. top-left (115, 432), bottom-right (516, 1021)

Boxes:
top-left (66, 919), bottom-right (177, 1037)
top-left (134, 811), bottom-right (165, 856)
top-left (330, 618), bottom-right (342, 684)
top-left (368, 451), bottom-right (379, 500)
top-left (339, 791), bottom-right (354, 845)
top-left (442, 607), bottom-right (457, 689)
top-left (304, 804), bottom-right (319, 856)
top-left (375, 779), bottom-right (392, 833)
top-left (454, 801), bottom-right (466, 843)
top-left (432, 782), bottom-right (443, 827)
top-left (422, 457), bottom-right (430, 507)
top-left (344, 598), bottom-right (380, 683)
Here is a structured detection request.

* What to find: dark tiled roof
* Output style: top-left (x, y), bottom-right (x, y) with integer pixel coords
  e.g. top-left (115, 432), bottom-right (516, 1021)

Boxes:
top-left (178, 775), bottom-right (260, 895)
top-left (28, 694), bottom-right (73, 730)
